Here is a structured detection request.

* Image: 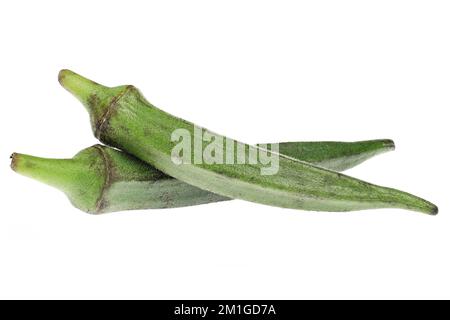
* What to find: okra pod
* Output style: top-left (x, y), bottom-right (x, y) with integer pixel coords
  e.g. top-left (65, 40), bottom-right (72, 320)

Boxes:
top-left (58, 69), bottom-right (438, 214)
top-left (11, 140), bottom-right (393, 214)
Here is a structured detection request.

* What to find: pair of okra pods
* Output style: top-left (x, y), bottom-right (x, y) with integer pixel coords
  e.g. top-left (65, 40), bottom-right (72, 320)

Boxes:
top-left (11, 70), bottom-right (438, 215)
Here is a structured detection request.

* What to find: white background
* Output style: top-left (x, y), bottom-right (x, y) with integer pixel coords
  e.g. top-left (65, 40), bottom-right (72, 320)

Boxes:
top-left (1, 1), bottom-right (449, 299)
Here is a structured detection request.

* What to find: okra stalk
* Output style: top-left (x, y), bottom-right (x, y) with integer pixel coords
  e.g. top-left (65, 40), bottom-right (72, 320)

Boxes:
top-left (11, 140), bottom-right (393, 214)
top-left (58, 69), bottom-right (438, 214)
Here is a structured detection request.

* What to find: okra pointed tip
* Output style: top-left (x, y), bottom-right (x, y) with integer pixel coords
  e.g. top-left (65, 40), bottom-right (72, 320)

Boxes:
top-left (382, 139), bottom-right (395, 150)
top-left (415, 200), bottom-right (439, 215)
top-left (430, 205), bottom-right (439, 215)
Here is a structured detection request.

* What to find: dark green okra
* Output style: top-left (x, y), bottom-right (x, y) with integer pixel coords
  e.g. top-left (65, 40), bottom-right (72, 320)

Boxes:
top-left (58, 69), bottom-right (438, 214)
top-left (11, 140), bottom-right (393, 214)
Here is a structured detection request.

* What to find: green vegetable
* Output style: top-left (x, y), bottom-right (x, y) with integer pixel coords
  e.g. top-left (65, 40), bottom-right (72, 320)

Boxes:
top-left (10, 140), bottom-right (393, 214)
top-left (58, 69), bottom-right (438, 214)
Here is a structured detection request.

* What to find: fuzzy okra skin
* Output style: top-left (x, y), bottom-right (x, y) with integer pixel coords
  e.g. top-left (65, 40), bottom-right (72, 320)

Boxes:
top-left (260, 139), bottom-right (395, 172)
top-left (58, 69), bottom-right (438, 214)
top-left (11, 141), bottom-right (393, 214)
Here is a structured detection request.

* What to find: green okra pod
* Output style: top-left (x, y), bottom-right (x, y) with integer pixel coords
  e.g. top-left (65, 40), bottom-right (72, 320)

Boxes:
top-left (58, 69), bottom-right (438, 214)
top-left (11, 140), bottom-right (393, 214)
